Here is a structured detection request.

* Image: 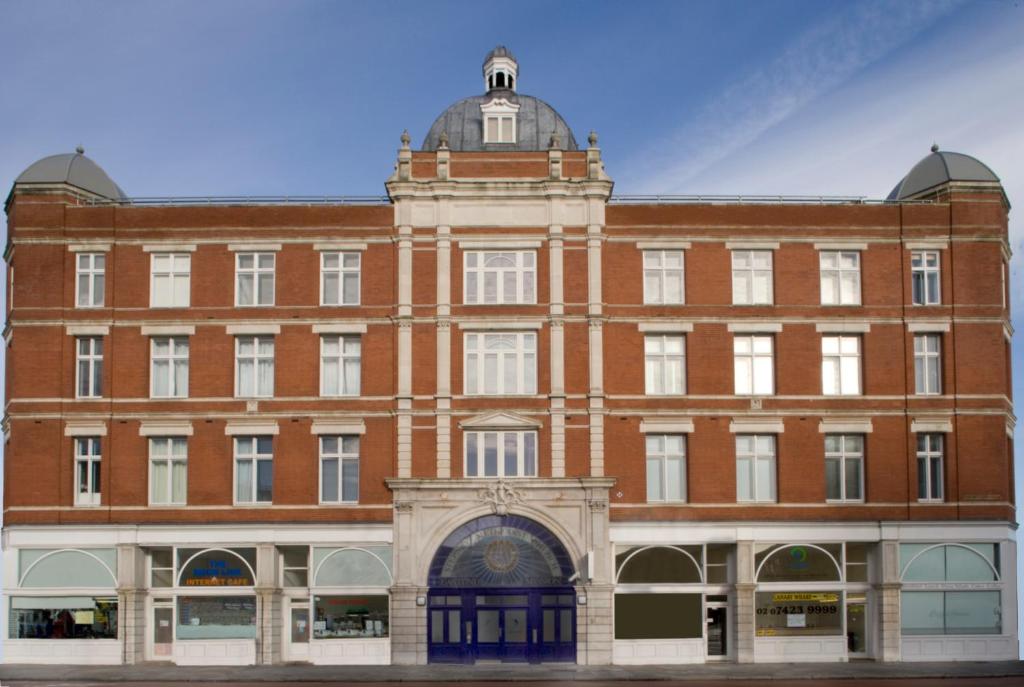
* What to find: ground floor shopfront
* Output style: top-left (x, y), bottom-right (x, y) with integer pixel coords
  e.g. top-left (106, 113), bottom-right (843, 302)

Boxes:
top-left (2, 489), bottom-right (1018, 665)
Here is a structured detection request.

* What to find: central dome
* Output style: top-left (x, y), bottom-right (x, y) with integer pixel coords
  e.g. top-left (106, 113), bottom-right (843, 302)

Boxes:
top-left (421, 47), bottom-right (578, 152)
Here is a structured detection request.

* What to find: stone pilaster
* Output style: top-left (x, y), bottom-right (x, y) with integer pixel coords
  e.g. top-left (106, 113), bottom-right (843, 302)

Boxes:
top-left (390, 585), bottom-right (427, 665)
top-left (877, 539), bottom-right (901, 662)
top-left (578, 584), bottom-right (613, 665)
top-left (255, 543), bottom-right (281, 665)
top-left (116, 544), bottom-right (146, 665)
top-left (734, 540), bottom-right (755, 663)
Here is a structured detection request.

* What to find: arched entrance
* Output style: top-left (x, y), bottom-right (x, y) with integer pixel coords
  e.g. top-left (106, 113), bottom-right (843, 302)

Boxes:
top-left (426, 514), bottom-right (576, 664)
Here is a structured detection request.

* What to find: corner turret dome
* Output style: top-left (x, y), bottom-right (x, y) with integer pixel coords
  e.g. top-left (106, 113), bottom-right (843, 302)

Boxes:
top-left (888, 147), bottom-right (1000, 200)
top-left (14, 148), bottom-right (126, 200)
top-left (422, 47), bottom-right (578, 152)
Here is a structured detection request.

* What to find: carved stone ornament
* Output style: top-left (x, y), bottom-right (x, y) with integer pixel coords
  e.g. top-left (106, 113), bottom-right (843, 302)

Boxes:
top-left (588, 499), bottom-right (608, 512)
top-left (478, 480), bottom-right (525, 515)
top-left (394, 501), bottom-right (414, 513)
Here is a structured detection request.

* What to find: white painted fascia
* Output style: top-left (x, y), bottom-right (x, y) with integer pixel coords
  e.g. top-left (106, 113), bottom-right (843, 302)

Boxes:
top-left (140, 325), bottom-right (196, 336)
top-left (225, 422), bottom-right (280, 436)
top-left (310, 420), bottom-right (366, 435)
top-left (907, 321), bottom-right (951, 333)
top-left (64, 422), bottom-right (107, 437)
top-left (142, 244), bottom-right (197, 253)
top-left (729, 418), bottom-right (785, 434)
top-left (66, 324), bottom-right (110, 336)
top-left (819, 419), bottom-right (873, 434)
top-left (640, 417), bottom-right (695, 434)
top-left (225, 324), bottom-right (282, 335)
top-left (638, 321), bottom-right (694, 333)
top-left (815, 322), bottom-right (871, 333)
top-left (139, 421), bottom-right (194, 437)
top-left (727, 322), bottom-right (783, 333)
top-left (227, 243), bottom-right (282, 252)
top-left (910, 418), bottom-right (953, 433)
top-left (312, 323), bottom-right (368, 335)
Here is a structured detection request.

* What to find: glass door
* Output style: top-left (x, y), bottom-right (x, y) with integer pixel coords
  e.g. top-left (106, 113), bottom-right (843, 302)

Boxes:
top-left (152, 605), bottom-right (173, 659)
top-left (706, 604), bottom-right (728, 659)
top-left (285, 602), bottom-right (310, 662)
top-left (846, 596), bottom-right (868, 658)
top-left (538, 593), bottom-right (575, 663)
top-left (475, 594), bottom-right (530, 662)
top-left (428, 594), bottom-right (466, 663)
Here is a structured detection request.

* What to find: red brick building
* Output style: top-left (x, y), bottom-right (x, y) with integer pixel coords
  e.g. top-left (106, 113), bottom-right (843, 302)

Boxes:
top-left (2, 47), bottom-right (1016, 666)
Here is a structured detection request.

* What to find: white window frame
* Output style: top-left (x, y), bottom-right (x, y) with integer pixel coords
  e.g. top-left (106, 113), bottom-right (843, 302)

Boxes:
top-left (319, 435), bottom-right (360, 504)
top-left (320, 335), bottom-right (361, 397)
top-left (149, 436), bottom-right (187, 506)
top-left (464, 331), bottom-right (537, 395)
top-left (150, 337), bottom-right (189, 398)
top-left (645, 434), bottom-right (687, 503)
top-left (824, 434), bottom-right (864, 502)
top-left (913, 334), bottom-right (942, 395)
top-left (644, 334), bottom-right (686, 395)
top-left (150, 253), bottom-right (191, 308)
top-left (821, 335), bottom-right (861, 396)
top-left (733, 335), bottom-right (773, 395)
top-left (916, 433), bottom-right (944, 502)
top-left (234, 436), bottom-right (273, 505)
top-left (235, 252), bottom-right (275, 306)
top-left (643, 249), bottom-right (685, 304)
top-left (911, 250), bottom-right (941, 305)
top-left (731, 249), bottom-right (773, 305)
top-left (463, 430), bottom-right (538, 478)
top-left (736, 434), bottom-right (776, 503)
top-left (235, 335), bottom-right (275, 398)
top-left (75, 336), bottom-right (103, 399)
top-left (74, 436), bottom-right (101, 507)
top-left (464, 250), bottom-right (536, 305)
top-left (320, 251), bottom-right (361, 306)
top-left (484, 115), bottom-right (516, 143)
top-left (819, 250), bottom-right (861, 305)
top-left (75, 252), bottom-right (105, 308)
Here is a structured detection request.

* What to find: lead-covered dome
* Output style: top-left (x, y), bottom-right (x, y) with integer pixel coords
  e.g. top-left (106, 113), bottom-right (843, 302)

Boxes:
top-left (14, 149), bottom-right (126, 200)
top-left (888, 147), bottom-right (1000, 200)
top-left (422, 46), bottom-right (578, 152)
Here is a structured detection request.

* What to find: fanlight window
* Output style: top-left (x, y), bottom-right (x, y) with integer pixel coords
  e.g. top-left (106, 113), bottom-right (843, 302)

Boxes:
top-left (755, 544), bottom-right (842, 583)
top-left (901, 544), bottom-right (999, 582)
top-left (177, 548), bottom-right (256, 587)
top-left (19, 549), bottom-right (117, 588)
top-left (313, 547), bottom-right (393, 587)
top-left (616, 546), bottom-right (702, 584)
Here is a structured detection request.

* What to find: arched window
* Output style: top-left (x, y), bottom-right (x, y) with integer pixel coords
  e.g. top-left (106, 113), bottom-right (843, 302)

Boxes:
top-left (755, 544), bottom-right (842, 583)
top-left (19, 549), bottom-right (117, 588)
top-left (616, 546), bottom-right (702, 584)
top-left (901, 544), bottom-right (999, 582)
top-left (177, 548), bottom-right (256, 587)
top-left (314, 547), bottom-right (392, 587)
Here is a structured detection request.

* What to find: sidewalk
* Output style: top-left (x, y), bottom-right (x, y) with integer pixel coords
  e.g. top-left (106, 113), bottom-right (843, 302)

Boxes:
top-left (1, 660), bottom-right (1023, 682)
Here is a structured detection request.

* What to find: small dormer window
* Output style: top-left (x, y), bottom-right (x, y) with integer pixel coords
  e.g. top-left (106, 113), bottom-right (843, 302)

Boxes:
top-left (480, 98), bottom-right (520, 145)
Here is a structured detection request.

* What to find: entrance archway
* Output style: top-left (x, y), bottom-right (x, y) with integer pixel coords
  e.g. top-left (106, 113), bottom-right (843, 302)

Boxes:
top-left (426, 514), bottom-right (576, 664)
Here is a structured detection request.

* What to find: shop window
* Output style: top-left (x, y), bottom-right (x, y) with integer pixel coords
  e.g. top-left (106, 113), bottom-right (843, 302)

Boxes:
top-left (176, 596), bottom-right (257, 639)
top-left (845, 542), bottom-right (869, 583)
top-left (900, 543), bottom-right (999, 583)
top-left (177, 548), bottom-right (256, 587)
top-left (281, 546), bottom-right (309, 587)
top-left (706, 544), bottom-right (732, 584)
top-left (755, 591), bottom-right (842, 637)
top-left (901, 591), bottom-right (1001, 636)
top-left (313, 595), bottom-right (389, 638)
top-left (150, 548), bottom-right (174, 588)
top-left (313, 547), bottom-right (393, 587)
top-left (9, 597), bottom-right (117, 639)
top-left (614, 593), bottom-right (702, 639)
top-left (19, 548), bottom-right (117, 588)
top-left (755, 544), bottom-right (842, 583)
top-left (616, 546), bottom-right (701, 584)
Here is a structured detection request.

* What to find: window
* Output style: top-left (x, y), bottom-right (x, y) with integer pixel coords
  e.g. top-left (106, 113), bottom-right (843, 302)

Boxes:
top-left (321, 252), bottom-right (360, 305)
top-left (177, 596), bottom-right (256, 639)
top-left (313, 595), bottom-right (388, 638)
top-left (733, 335), bottom-right (773, 395)
top-left (901, 544), bottom-right (1001, 636)
top-left (320, 335), bottom-right (360, 396)
top-left (149, 437), bottom-right (187, 505)
top-left (235, 336), bottom-right (274, 397)
top-left (9, 597), bottom-right (118, 639)
top-left (825, 434), bottom-right (864, 501)
top-left (917, 434), bottom-right (944, 502)
top-left (736, 434), bottom-right (776, 502)
top-left (464, 332), bottom-right (537, 395)
top-left (646, 435), bottom-right (686, 502)
top-left (819, 251), bottom-right (860, 305)
top-left (464, 251), bottom-right (536, 304)
top-left (643, 250), bottom-right (685, 304)
top-left (235, 436), bottom-right (273, 504)
top-left (150, 253), bottom-right (191, 307)
top-left (821, 335), bottom-right (861, 395)
top-left (150, 548), bottom-right (174, 587)
top-left (76, 253), bottom-right (105, 307)
top-left (235, 252), bottom-right (275, 306)
top-left (74, 437), bottom-right (101, 506)
top-left (645, 335), bottom-right (685, 395)
top-left (151, 337), bottom-right (189, 398)
top-left (464, 430), bottom-right (537, 478)
top-left (75, 337), bottom-right (103, 398)
top-left (911, 250), bottom-right (941, 305)
top-left (731, 250), bottom-right (773, 304)
top-left (320, 435), bottom-right (359, 503)
top-left (484, 115), bottom-right (515, 143)
top-left (914, 334), bottom-right (942, 395)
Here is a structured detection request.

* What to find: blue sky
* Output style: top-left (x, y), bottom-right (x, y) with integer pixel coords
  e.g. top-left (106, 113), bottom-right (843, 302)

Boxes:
top-left (1, 0), bottom-right (1023, 655)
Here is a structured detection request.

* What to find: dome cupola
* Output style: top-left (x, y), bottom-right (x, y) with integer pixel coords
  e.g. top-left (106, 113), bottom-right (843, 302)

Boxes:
top-left (888, 145), bottom-right (1001, 201)
top-left (483, 45), bottom-right (518, 92)
top-left (12, 147), bottom-right (126, 201)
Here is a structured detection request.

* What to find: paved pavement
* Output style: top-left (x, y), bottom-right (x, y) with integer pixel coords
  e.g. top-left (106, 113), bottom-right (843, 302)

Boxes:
top-left (0, 661), bottom-right (1023, 683)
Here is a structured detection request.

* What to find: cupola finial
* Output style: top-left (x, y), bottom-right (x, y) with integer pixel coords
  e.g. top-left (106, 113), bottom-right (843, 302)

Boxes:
top-left (75, 145), bottom-right (85, 155)
top-left (931, 142), bottom-right (939, 153)
top-left (483, 45), bottom-right (518, 93)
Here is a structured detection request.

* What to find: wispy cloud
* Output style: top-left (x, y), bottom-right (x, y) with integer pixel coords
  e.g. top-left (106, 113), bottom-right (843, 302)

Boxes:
top-left (621, 0), bottom-right (963, 193)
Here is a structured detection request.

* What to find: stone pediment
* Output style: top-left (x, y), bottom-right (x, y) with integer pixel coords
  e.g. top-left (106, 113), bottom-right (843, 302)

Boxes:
top-left (458, 411), bottom-right (541, 430)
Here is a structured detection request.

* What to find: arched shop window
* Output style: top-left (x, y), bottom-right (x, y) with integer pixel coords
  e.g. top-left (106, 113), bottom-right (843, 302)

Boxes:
top-left (313, 547), bottom-right (393, 587)
top-left (900, 544), bottom-right (1002, 636)
top-left (754, 544), bottom-right (843, 639)
top-left (176, 548), bottom-right (257, 640)
top-left (311, 547), bottom-right (393, 641)
top-left (616, 546), bottom-right (702, 584)
top-left (19, 548), bottom-right (117, 588)
top-left (177, 548), bottom-right (256, 587)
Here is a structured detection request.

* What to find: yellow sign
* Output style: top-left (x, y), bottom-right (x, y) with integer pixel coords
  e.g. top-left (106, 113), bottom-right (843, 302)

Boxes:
top-left (771, 593), bottom-right (839, 603)
top-left (74, 610), bottom-right (95, 624)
